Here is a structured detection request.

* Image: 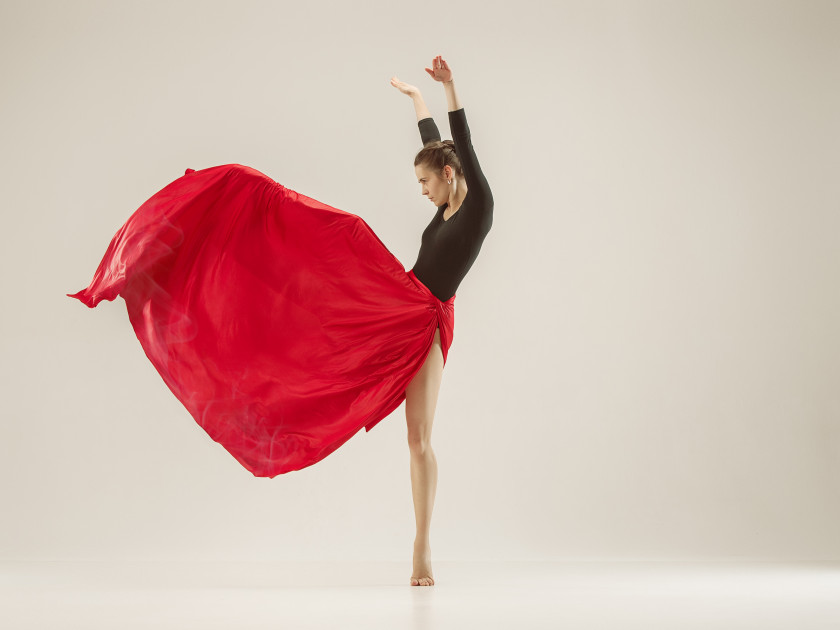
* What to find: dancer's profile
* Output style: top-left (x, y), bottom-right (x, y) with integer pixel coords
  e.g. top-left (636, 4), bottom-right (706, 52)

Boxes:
top-left (68, 54), bottom-right (493, 587)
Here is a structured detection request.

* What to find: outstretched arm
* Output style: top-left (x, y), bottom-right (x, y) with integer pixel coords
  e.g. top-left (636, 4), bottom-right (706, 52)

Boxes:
top-left (410, 91), bottom-right (433, 123)
top-left (418, 112), bottom-right (441, 146)
top-left (426, 56), bottom-right (493, 215)
top-left (390, 75), bottom-right (432, 122)
top-left (390, 75), bottom-right (441, 145)
top-left (411, 91), bottom-right (440, 145)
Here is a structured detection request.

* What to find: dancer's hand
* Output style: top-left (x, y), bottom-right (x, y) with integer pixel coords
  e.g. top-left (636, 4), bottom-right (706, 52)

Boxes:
top-left (424, 55), bottom-right (452, 83)
top-left (390, 76), bottom-right (420, 97)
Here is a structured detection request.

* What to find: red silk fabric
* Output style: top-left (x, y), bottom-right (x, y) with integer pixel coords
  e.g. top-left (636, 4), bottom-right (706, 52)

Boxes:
top-left (67, 164), bottom-right (455, 477)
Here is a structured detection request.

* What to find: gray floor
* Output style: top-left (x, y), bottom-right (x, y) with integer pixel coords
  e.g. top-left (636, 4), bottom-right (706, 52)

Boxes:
top-left (2, 560), bottom-right (838, 629)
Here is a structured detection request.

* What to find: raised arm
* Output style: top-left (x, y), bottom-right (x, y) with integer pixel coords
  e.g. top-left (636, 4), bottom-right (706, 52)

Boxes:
top-left (424, 57), bottom-right (493, 212)
top-left (409, 90), bottom-right (441, 145)
top-left (389, 75), bottom-right (441, 146)
top-left (447, 106), bottom-right (493, 211)
top-left (418, 113), bottom-right (441, 146)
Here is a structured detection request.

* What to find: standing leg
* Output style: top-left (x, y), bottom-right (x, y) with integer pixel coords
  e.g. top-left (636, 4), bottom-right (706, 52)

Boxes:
top-left (405, 326), bottom-right (445, 586)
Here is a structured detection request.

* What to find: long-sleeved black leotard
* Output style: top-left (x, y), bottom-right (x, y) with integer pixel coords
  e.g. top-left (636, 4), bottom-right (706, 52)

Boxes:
top-left (410, 107), bottom-right (493, 302)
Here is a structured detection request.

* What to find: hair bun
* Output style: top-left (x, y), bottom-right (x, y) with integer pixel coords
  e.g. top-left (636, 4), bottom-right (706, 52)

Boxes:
top-left (414, 139), bottom-right (463, 180)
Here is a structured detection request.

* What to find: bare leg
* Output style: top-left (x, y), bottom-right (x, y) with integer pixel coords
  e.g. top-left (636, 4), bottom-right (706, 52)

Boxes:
top-left (404, 326), bottom-right (444, 586)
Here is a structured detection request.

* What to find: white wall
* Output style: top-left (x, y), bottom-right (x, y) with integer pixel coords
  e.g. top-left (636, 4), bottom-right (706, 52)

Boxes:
top-left (2, 0), bottom-right (838, 562)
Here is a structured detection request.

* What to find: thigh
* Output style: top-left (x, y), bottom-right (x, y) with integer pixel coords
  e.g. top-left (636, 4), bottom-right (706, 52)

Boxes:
top-left (405, 327), bottom-right (445, 442)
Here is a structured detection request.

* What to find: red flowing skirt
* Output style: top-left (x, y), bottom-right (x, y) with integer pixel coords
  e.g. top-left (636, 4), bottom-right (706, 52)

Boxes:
top-left (67, 164), bottom-right (455, 478)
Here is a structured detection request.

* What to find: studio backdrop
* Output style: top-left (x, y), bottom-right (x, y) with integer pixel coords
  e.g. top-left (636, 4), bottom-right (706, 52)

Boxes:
top-left (2, 0), bottom-right (838, 563)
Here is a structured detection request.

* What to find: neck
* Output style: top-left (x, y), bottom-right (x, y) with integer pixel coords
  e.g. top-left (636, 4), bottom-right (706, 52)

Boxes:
top-left (447, 185), bottom-right (467, 210)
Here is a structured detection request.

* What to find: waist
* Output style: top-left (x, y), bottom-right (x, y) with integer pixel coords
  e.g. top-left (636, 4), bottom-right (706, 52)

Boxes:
top-left (408, 269), bottom-right (456, 304)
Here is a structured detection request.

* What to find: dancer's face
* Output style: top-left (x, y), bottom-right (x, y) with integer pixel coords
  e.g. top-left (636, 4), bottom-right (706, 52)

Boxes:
top-left (415, 164), bottom-right (451, 208)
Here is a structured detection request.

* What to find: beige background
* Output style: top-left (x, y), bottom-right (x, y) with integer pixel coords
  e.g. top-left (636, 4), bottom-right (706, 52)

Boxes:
top-left (1, 0), bottom-right (838, 563)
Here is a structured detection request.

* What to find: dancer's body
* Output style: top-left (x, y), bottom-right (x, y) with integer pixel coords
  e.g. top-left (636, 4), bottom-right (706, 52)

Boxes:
top-left (69, 55), bottom-right (491, 589)
top-left (391, 55), bottom-right (494, 586)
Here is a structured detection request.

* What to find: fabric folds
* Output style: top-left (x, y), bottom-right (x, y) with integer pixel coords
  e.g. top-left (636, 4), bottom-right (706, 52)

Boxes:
top-left (68, 164), bottom-right (455, 477)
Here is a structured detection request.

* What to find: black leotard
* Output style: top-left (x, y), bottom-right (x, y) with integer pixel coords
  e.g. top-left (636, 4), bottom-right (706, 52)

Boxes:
top-left (410, 107), bottom-right (493, 302)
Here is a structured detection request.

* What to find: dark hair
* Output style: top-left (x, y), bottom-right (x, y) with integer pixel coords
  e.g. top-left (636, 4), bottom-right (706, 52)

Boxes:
top-left (414, 140), bottom-right (463, 180)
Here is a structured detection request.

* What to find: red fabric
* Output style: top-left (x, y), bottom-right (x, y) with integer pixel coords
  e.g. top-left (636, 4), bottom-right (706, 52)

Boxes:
top-left (67, 164), bottom-right (455, 477)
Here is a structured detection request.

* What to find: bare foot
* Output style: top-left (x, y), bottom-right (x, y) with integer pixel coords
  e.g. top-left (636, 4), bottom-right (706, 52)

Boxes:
top-left (411, 541), bottom-right (435, 586)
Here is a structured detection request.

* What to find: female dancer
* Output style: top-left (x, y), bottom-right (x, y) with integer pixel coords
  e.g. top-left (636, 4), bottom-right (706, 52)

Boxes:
top-left (392, 55), bottom-right (494, 586)
top-left (68, 54), bottom-right (492, 589)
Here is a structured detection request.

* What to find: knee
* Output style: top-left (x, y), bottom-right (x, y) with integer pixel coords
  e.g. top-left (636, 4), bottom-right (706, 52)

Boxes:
top-left (407, 431), bottom-right (432, 454)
